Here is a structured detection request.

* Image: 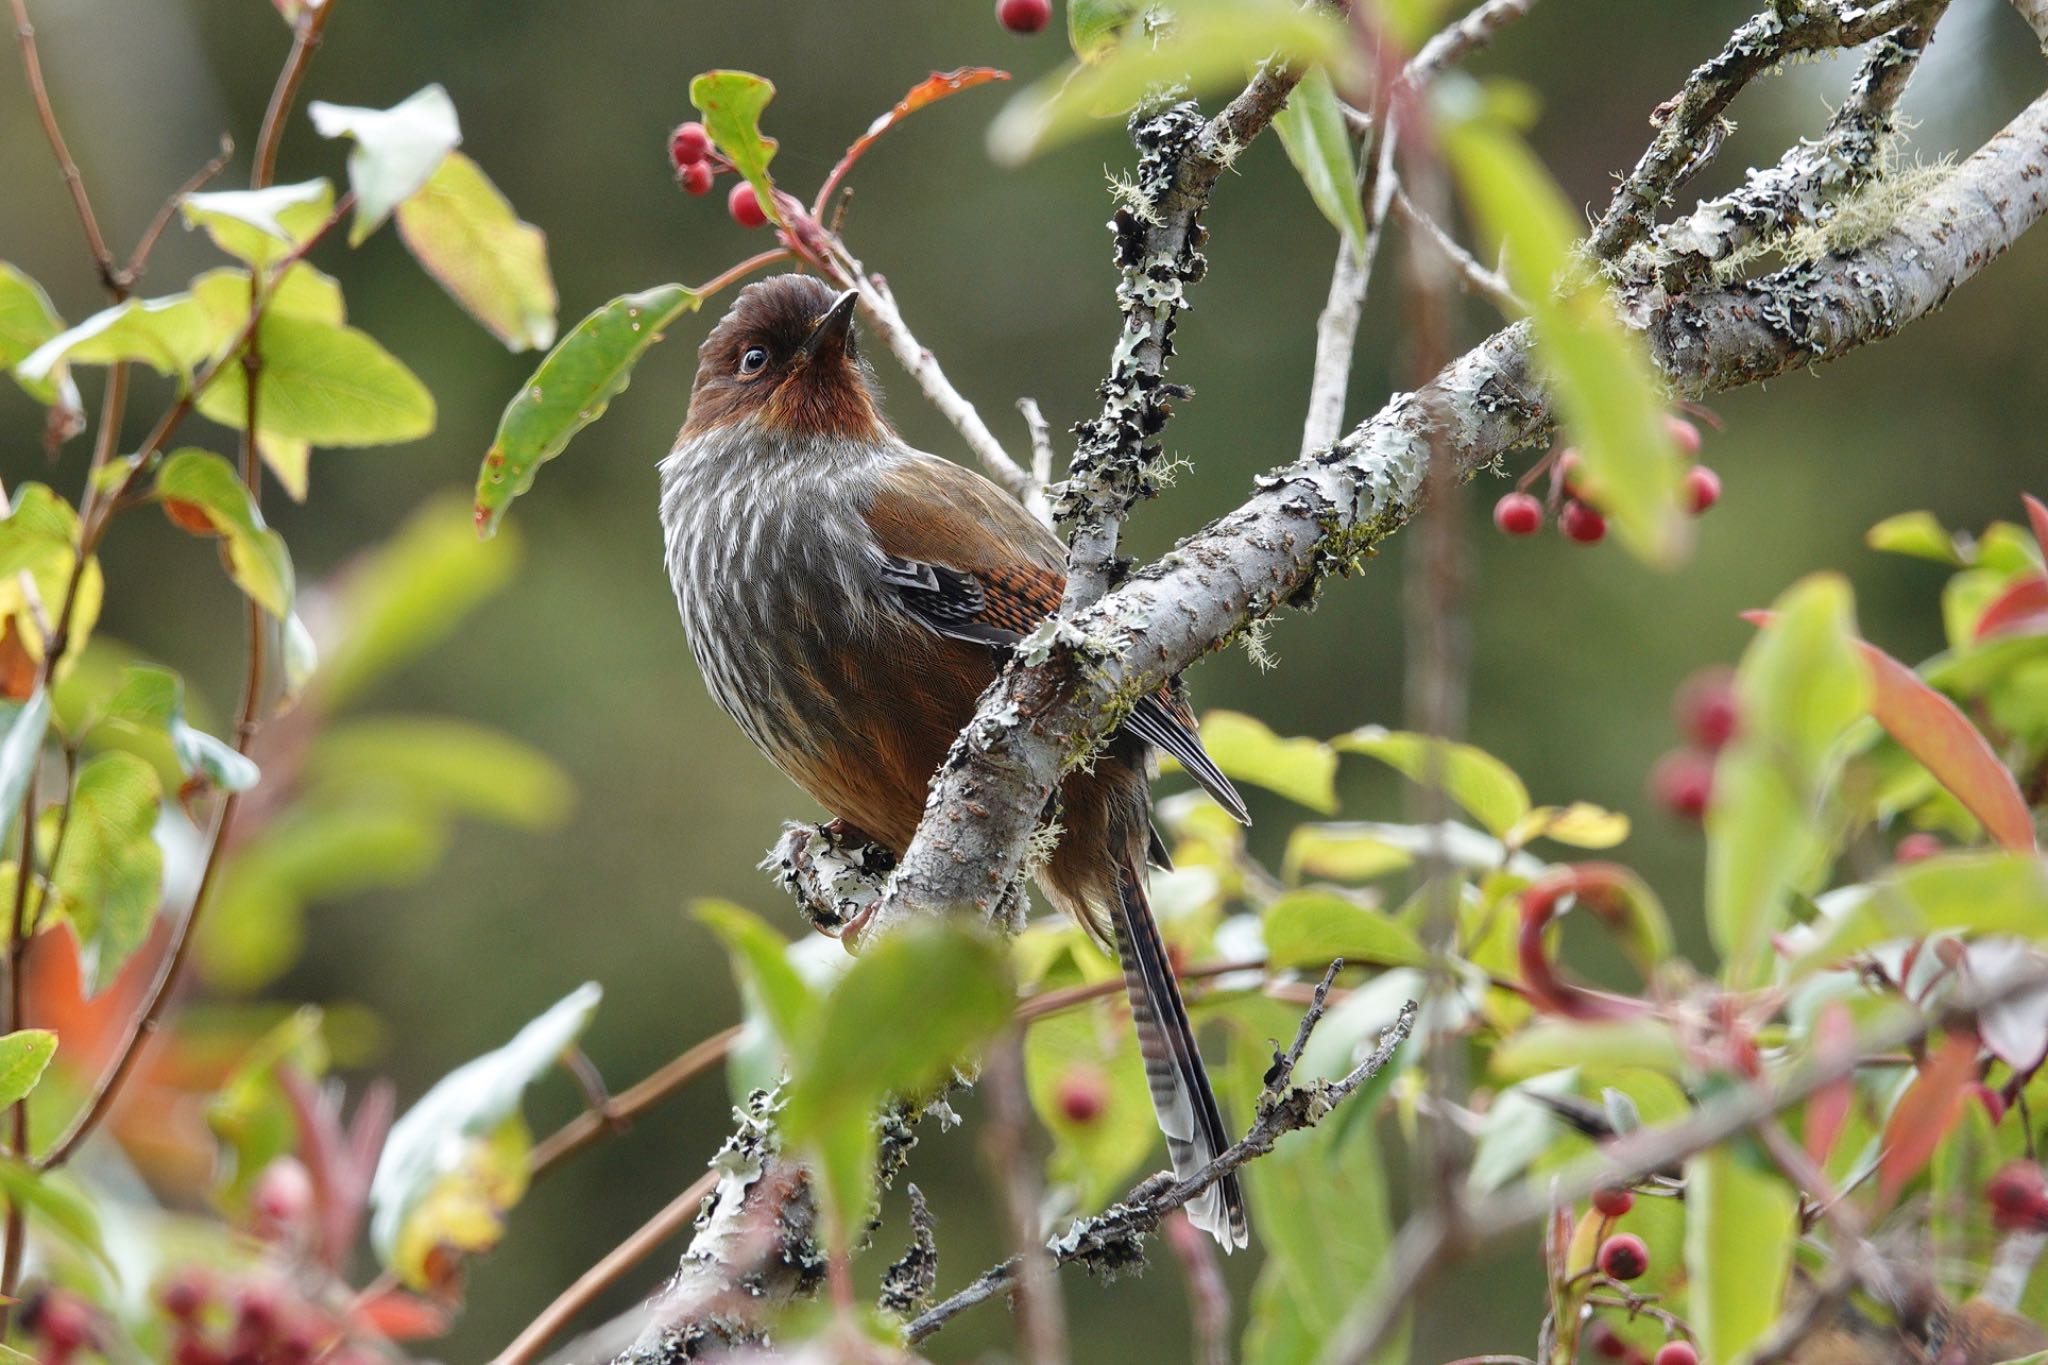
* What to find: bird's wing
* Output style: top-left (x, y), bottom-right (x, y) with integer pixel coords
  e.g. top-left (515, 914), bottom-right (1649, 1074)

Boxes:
top-left (864, 453), bottom-right (1250, 824)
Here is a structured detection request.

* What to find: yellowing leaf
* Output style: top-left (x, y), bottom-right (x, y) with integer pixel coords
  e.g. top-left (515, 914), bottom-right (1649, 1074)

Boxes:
top-left (1335, 726), bottom-right (1530, 836)
top-left (180, 179), bottom-right (335, 267)
top-left (1262, 890), bottom-right (1429, 969)
top-left (1282, 824), bottom-right (1412, 883)
top-left (395, 152), bottom-right (557, 351)
top-left (154, 450), bottom-right (295, 618)
top-left (1507, 802), bottom-right (1630, 850)
top-left (1188, 710), bottom-right (1337, 813)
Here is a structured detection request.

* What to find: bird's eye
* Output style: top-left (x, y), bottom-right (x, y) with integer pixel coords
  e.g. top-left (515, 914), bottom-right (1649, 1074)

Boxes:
top-left (739, 346), bottom-right (769, 375)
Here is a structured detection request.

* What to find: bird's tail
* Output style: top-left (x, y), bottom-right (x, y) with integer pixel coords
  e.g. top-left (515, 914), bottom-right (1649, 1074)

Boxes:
top-left (1111, 855), bottom-right (1248, 1251)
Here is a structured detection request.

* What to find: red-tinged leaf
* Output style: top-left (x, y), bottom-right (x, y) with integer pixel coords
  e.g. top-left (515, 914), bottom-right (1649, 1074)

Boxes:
top-left (1858, 639), bottom-right (2037, 852)
top-left (162, 499), bottom-right (217, 536)
top-left (1804, 1000), bottom-right (1855, 1167)
top-left (2024, 493), bottom-right (2048, 560)
top-left (1878, 1030), bottom-right (1981, 1207)
top-left (813, 68), bottom-right (1010, 213)
top-left (352, 1286), bottom-right (451, 1341)
top-left (1973, 573), bottom-right (2048, 640)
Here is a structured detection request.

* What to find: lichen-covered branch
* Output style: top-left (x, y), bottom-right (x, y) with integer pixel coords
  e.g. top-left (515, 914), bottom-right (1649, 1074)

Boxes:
top-left (1653, 5), bottom-right (1945, 276)
top-left (873, 84), bottom-right (2048, 937)
top-left (903, 979), bottom-right (1418, 1346)
top-left (1060, 62), bottom-right (1308, 608)
top-left (1590, 0), bottom-right (1952, 263)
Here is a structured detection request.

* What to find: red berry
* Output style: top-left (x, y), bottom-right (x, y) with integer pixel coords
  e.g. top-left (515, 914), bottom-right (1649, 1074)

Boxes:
top-left (1674, 667), bottom-right (1739, 751)
top-left (1663, 414), bottom-right (1703, 457)
top-left (1896, 832), bottom-right (1944, 864)
top-left (1989, 1160), bottom-right (2048, 1230)
top-left (668, 122), bottom-right (711, 170)
top-left (1559, 499), bottom-right (1606, 544)
top-left (1592, 1185), bottom-right (1635, 1218)
top-left (997, 0), bottom-right (1052, 33)
top-left (727, 181), bottom-right (768, 229)
top-left (235, 1284), bottom-right (282, 1344)
top-left (173, 1338), bottom-right (226, 1365)
top-left (33, 1291), bottom-right (93, 1351)
top-left (1493, 492), bottom-right (1543, 537)
top-left (1685, 465), bottom-right (1721, 514)
top-left (1650, 749), bottom-right (1714, 822)
top-left (1598, 1232), bottom-right (1650, 1281)
top-left (1056, 1065), bottom-right (1109, 1125)
top-left (160, 1269), bottom-right (212, 1321)
top-left (1654, 1343), bottom-right (1698, 1365)
top-left (251, 1155), bottom-right (314, 1240)
top-left (1586, 1322), bottom-right (1630, 1361)
top-left (681, 161), bottom-right (715, 196)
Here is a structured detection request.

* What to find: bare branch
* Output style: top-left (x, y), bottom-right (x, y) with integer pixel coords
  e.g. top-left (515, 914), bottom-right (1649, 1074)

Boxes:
top-left (1302, 126), bottom-right (1398, 455)
top-left (7, 0), bottom-right (118, 294)
top-left (1408, 0), bottom-right (1542, 85)
top-left (2019, 0), bottom-right (2048, 47)
top-left (1391, 183), bottom-right (1524, 314)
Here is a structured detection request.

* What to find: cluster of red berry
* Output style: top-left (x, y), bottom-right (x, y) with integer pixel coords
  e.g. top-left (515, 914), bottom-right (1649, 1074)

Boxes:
top-left (1647, 667), bottom-right (1738, 822)
top-left (997, 0), bottom-right (1053, 33)
top-left (1492, 416), bottom-right (1720, 546)
top-left (1990, 1159), bottom-right (2048, 1231)
top-left (1581, 1185), bottom-right (1697, 1365)
top-left (668, 121), bottom-right (769, 228)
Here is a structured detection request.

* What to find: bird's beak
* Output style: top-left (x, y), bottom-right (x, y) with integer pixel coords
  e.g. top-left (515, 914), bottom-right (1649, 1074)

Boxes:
top-left (801, 289), bottom-right (859, 364)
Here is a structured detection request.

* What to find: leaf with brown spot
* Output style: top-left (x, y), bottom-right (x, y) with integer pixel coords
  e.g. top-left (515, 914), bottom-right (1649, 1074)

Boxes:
top-left (1878, 1030), bottom-right (1981, 1207)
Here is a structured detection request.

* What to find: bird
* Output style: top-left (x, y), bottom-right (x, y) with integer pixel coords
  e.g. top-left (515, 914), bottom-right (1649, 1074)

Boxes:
top-left (658, 272), bottom-right (1250, 1249)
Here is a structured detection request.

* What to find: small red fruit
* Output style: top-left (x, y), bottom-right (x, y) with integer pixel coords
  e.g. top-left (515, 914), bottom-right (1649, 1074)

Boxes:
top-left (1988, 1160), bottom-right (2048, 1230)
top-left (680, 160), bottom-right (715, 196)
top-left (32, 1291), bottom-right (93, 1352)
top-left (1560, 499), bottom-right (1606, 544)
top-left (997, 0), bottom-right (1053, 33)
top-left (1685, 465), bottom-right (1721, 514)
top-left (1664, 414), bottom-right (1703, 457)
top-left (1592, 1185), bottom-right (1635, 1218)
top-left (1654, 1343), bottom-right (1698, 1365)
top-left (727, 181), bottom-right (768, 229)
top-left (668, 121), bottom-right (711, 170)
top-left (1896, 832), bottom-right (1944, 863)
top-left (1674, 667), bottom-right (1739, 750)
top-left (1586, 1322), bottom-right (1630, 1361)
top-left (251, 1155), bottom-right (315, 1240)
top-left (160, 1269), bottom-right (212, 1321)
top-left (1493, 492), bottom-right (1543, 537)
top-left (1598, 1232), bottom-right (1650, 1281)
top-left (1650, 748), bottom-right (1714, 822)
top-left (1057, 1065), bottom-right (1109, 1125)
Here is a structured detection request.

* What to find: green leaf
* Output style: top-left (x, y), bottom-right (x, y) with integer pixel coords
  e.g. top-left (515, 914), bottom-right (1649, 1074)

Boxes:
top-left (1068, 0), bottom-right (1142, 60)
top-left (50, 751), bottom-right (163, 994)
top-left (692, 899), bottom-right (818, 1052)
top-left (0, 692), bottom-right (51, 850)
top-left (474, 284), bottom-right (701, 537)
top-left (1444, 117), bottom-right (1685, 566)
top-left (308, 85), bottom-right (463, 245)
top-left (1271, 67), bottom-right (1367, 255)
top-left (307, 716), bottom-right (570, 829)
top-left (1335, 726), bottom-right (1531, 837)
top-left (1866, 510), bottom-right (1963, 565)
top-left (154, 449), bottom-right (295, 618)
top-left (0, 262), bottom-right (80, 410)
top-left (783, 921), bottom-right (1011, 1239)
top-left (395, 151), bottom-right (557, 351)
top-left (15, 294), bottom-right (213, 382)
top-left (690, 71), bottom-right (780, 217)
top-left (0, 1030), bottom-right (56, 1109)
top-left (179, 179), bottom-right (336, 266)
top-left (1262, 890), bottom-right (1429, 969)
top-left (194, 313), bottom-right (435, 447)
top-left (369, 982), bottom-right (599, 1281)
top-left (1506, 802), bottom-right (1631, 850)
top-left (1791, 852), bottom-right (2048, 970)
top-left (990, 0), bottom-right (1349, 163)
top-left (1186, 710), bottom-right (1337, 813)
top-left (0, 487), bottom-right (102, 664)
top-left (1025, 997), bottom-right (1158, 1208)
top-left (0, 1157), bottom-right (112, 1271)
top-left (1281, 824), bottom-right (1412, 883)
top-left (1684, 1142), bottom-right (1799, 1365)
top-left (191, 263), bottom-right (346, 329)
top-left (207, 1006), bottom-right (326, 1208)
top-left (318, 494), bottom-right (519, 707)
top-left (1706, 575), bottom-right (1868, 987)
top-left (1490, 1017), bottom-right (1687, 1078)
top-left (100, 664), bottom-right (259, 793)
top-left (1467, 1070), bottom-right (1576, 1195)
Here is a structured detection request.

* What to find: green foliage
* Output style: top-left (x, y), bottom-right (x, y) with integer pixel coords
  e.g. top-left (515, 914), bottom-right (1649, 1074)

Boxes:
top-left (192, 313), bottom-right (436, 447)
top-left (989, 0), bottom-right (1350, 163)
top-left (1186, 709), bottom-right (1338, 812)
top-left (1684, 1142), bottom-right (1800, 1364)
top-left (1336, 726), bottom-right (1531, 837)
top-left (1024, 993), bottom-right (1158, 1208)
top-left (16, 293), bottom-right (214, 383)
top-left (0, 261), bottom-right (81, 409)
top-left (308, 85), bottom-right (464, 244)
top-left (153, 449), bottom-right (295, 618)
top-left (1444, 115), bottom-right (1685, 566)
top-left (0, 1159), bottom-right (111, 1274)
top-left (691, 71), bottom-right (781, 216)
top-left (394, 152), bottom-right (558, 352)
top-left (1260, 889), bottom-right (1428, 969)
top-left (93, 665), bottom-right (260, 794)
top-left (0, 692), bottom-right (51, 848)
top-left (50, 752), bottom-right (164, 994)
top-left (0, 1031), bottom-right (56, 1110)
top-left (473, 284), bottom-right (702, 536)
top-left (179, 180), bottom-right (336, 266)
top-left (1271, 67), bottom-right (1367, 255)
top-left (369, 983), bottom-right (599, 1287)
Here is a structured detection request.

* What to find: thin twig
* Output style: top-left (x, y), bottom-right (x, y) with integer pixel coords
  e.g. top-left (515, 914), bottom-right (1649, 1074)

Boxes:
top-left (1302, 121), bottom-right (1398, 456)
top-left (251, 0), bottom-right (336, 192)
top-left (1016, 397), bottom-right (1055, 522)
top-left (1391, 184), bottom-right (1524, 314)
top-left (1343, 0), bottom-right (1546, 136)
top-left (123, 136), bottom-right (236, 285)
top-left (488, 1172), bottom-right (717, 1365)
top-left (528, 1026), bottom-right (742, 1178)
top-left (7, 0), bottom-right (119, 294)
top-left (905, 981), bottom-right (1418, 1345)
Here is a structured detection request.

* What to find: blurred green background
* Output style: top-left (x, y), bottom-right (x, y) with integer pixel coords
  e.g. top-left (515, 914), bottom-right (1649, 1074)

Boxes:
top-left (3, 0), bottom-right (2045, 1358)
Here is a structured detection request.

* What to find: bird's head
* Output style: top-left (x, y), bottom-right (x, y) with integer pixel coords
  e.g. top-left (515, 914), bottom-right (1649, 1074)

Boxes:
top-left (680, 273), bottom-right (890, 444)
